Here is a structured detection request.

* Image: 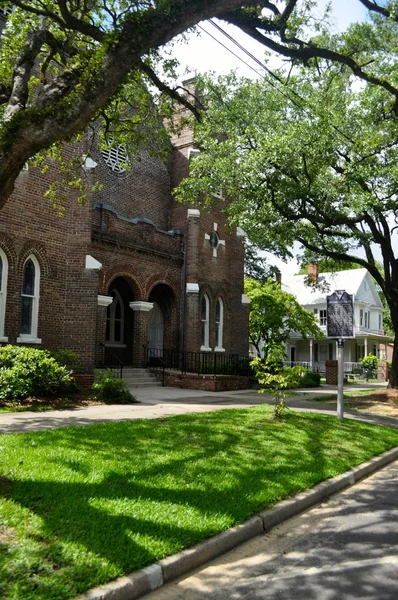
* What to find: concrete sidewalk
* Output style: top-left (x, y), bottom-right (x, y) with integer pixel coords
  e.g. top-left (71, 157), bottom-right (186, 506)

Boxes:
top-left (0, 383), bottom-right (396, 435)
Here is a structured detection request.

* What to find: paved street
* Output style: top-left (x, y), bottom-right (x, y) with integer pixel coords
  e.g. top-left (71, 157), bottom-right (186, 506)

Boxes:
top-left (145, 460), bottom-right (398, 600)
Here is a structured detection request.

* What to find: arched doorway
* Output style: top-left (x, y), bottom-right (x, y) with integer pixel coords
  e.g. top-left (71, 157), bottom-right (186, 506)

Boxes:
top-left (105, 276), bottom-right (135, 364)
top-left (148, 302), bottom-right (164, 355)
top-left (148, 283), bottom-right (178, 356)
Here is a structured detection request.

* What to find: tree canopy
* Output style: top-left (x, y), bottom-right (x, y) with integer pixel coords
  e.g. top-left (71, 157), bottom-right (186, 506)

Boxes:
top-left (245, 278), bottom-right (323, 358)
top-left (1, 0), bottom-right (398, 209)
top-left (177, 8), bottom-right (398, 384)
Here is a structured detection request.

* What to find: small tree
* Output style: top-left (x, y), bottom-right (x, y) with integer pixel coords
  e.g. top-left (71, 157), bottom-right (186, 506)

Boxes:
top-left (245, 278), bottom-right (323, 359)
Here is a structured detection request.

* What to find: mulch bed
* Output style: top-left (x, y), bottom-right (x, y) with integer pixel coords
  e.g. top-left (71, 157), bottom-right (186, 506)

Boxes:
top-left (0, 394), bottom-right (103, 411)
top-left (344, 388), bottom-right (398, 417)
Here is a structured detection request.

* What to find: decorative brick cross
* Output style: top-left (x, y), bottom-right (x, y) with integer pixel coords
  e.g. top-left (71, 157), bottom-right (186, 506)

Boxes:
top-left (205, 222), bottom-right (225, 258)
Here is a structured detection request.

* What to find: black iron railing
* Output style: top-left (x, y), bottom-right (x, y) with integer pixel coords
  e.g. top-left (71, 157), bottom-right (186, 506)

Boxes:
top-left (145, 347), bottom-right (251, 378)
top-left (145, 349), bottom-right (166, 387)
top-left (98, 343), bottom-right (124, 379)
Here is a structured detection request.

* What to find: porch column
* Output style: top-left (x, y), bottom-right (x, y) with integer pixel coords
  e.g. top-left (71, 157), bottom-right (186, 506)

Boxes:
top-left (129, 301), bottom-right (153, 367)
top-left (96, 295), bottom-right (113, 366)
top-left (309, 339), bottom-right (313, 369)
top-left (364, 337), bottom-right (368, 356)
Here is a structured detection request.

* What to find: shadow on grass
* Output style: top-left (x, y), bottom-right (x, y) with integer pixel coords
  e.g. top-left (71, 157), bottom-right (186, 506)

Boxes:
top-left (1, 408), bottom-right (397, 599)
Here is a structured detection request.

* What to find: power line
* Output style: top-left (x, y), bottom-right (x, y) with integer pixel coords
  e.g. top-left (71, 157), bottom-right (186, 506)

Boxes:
top-left (197, 23), bottom-right (265, 80)
top-left (208, 19), bottom-right (283, 84)
top-left (199, 20), bottom-right (303, 107)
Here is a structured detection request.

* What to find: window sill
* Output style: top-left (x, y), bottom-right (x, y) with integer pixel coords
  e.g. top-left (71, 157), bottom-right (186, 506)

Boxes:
top-left (200, 346), bottom-right (212, 352)
top-left (17, 337), bottom-right (42, 344)
top-left (0, 337), bottom-right (8, 343)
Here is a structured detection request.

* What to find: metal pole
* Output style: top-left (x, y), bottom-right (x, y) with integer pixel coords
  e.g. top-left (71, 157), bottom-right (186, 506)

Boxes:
top-left (337, 339), bottom-right (344, 420)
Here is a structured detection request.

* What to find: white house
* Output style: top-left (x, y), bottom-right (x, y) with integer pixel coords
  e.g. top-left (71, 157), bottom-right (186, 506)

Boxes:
top-left (282, 266), bottom-right (392, 372)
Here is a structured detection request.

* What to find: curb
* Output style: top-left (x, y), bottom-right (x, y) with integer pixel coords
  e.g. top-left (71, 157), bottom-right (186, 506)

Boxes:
top-left (77, 446), bottom-right (398, 600)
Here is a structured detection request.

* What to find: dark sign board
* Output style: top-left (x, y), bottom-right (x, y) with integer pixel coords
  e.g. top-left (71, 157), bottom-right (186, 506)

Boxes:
top-left (327, 290), bottom-right (354, 339)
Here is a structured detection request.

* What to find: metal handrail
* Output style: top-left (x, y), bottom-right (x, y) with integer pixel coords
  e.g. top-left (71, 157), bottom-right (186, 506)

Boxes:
top-left (145, 347), bottom-right (251, 377)
top-left (99, 343), bottom-right (124, 378)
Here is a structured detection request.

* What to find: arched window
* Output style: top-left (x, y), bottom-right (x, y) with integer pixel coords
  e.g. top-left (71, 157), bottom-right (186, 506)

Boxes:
top-left (0, 248), bottom-right (8, 341)
top-left (201, 294), bottom-right (210, 350)
top-left (106, 290), bottom-right (124, 344)
top-left (19, 255), bottom-right (40, 341)
top-left (215, 297), bottom-right (224, 351)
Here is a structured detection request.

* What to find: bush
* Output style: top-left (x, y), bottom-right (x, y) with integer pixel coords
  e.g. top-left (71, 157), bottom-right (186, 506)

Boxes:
top-left (50, 349), bottom-right (80, 370)
top-left (91, 369), bottom-right (137, 404)
top-left (300, 370), bottom-right (321, 387)
top-left (360, 354), bottom-right (378, 371)
top-left (0, 345), bottom-right (77, 401)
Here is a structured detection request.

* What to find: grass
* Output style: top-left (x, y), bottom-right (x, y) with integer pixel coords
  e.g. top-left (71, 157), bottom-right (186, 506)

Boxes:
top-left (0, 406), bottom-right (397, 600)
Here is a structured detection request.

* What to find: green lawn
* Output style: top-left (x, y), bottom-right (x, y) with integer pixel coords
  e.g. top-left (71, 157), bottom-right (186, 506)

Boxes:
top-left (0, 406), bottom-right (397, 600)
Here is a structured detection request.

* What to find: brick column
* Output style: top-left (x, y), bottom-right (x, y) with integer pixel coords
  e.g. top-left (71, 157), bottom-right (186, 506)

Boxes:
top-left (186, 209), bottom-right (200, 284)
top-left (129, 301), bottom-right (153, 367)
top-left (184, 209), bottom-right (201, 353)
top-left (185, 283), bottom-right (200, 353)
top-left (325, 360), bottom-right (338, 385)
top-left (377, 361), bottom-right (389, 382)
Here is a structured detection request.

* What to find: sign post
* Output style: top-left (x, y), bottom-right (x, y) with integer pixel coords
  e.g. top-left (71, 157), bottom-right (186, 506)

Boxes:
top-left (327, 291), bottom-right (354, 421)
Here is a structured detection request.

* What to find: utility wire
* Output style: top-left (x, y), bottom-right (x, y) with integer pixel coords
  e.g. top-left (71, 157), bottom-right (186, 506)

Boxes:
top-left (197, 23), bottom-right (265, 80)
top-left (208, 19), bottom-right (284, 84)
top-left (199, 20), bottom-right (304, 107)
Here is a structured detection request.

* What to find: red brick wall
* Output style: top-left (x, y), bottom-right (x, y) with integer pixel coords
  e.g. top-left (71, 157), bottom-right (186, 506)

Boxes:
top-left (0, 91), bottom-right (249, 374)
top-left (164, 371), bottom-right (251, 392)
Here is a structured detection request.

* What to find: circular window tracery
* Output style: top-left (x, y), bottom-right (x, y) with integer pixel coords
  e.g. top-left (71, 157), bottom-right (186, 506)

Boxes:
top-left (101, 137), bottom-right (129, 174)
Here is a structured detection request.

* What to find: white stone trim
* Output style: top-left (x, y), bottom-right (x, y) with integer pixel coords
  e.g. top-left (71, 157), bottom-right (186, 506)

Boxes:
top-left (20, 255), bottom-right (40, 340)
top-left (98, 295), bottom-right (113, 307)
top-left (215, 347), bottom-right (226, 353)
top-left (200, 346), bottom-right (212, 352)
top-left (186, 283), bottom-right (199, 293)
top-left (86, 255), bottom-right (102, 270)
top-left (0, 337), bottom-right (8, 342)
top-left (187, 209), bottom-right (200, 219)
top-left (242, 294), bottom-right (251, 304)
top-left (236, 227), bottom-right (246, 237)
top-left (81, 155), bottom-right (98, 171)
top-left (0, 247), bottom-right (8, 340)
top-left (129, 301), bottom-right (153, 312)
top-left (188, 148), bottom-right (201, 161)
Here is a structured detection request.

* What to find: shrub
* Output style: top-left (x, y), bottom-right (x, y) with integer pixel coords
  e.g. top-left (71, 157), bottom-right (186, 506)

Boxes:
top-left (300, 370), bottom-right (321, 387)
top-left (0, 345), bottom-right (77, 401)
top-left (50, 349), bottom-right (80, 370)
top-left (91, 369), bottom-right (137, 404)
top-left (360, 354), bottom-right (378, 371)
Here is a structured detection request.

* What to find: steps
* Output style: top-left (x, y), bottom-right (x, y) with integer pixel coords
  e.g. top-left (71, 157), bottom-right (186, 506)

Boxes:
top-left (122, 368), bottom-right (161, 388)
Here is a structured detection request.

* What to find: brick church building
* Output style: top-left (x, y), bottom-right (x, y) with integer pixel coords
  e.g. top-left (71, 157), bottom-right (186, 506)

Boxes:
top-left (0, 11), bottom-right (250, 382)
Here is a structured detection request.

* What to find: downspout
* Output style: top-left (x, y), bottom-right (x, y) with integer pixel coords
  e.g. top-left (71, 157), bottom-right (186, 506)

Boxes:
top-left (180, 241), bottom-right (186, 359)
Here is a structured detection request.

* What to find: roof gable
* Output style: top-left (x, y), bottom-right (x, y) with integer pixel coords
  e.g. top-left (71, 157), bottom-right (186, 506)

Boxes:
top-left (282, 268), bottom-right (382, 307)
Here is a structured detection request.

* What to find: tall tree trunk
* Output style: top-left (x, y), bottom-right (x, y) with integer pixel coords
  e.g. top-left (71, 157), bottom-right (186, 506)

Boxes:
top-left (388, 303), bottom-right (398, 388)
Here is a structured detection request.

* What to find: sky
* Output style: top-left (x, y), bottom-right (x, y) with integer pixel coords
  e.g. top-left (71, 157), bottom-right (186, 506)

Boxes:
top-left (168, 0), bottom-right (369, 276)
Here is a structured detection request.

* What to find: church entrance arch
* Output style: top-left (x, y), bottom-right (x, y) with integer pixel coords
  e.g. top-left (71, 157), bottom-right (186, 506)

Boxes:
top-left (148, 302), bottom-right (164, 355)
top-left (105, 276), bottom-right (135, 365)
top-left (148, 283), bottom-right (178, 358)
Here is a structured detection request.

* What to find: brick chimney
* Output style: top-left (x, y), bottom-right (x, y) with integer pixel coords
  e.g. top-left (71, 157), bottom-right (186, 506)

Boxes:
top-left (307, 264), bottom-right (319, 282)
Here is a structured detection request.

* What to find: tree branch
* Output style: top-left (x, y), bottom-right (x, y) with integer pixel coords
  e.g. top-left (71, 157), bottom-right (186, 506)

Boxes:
top-left (221, 10), bottom-right (398, 113)
top-left (138, 60), bottom-right (203, 121)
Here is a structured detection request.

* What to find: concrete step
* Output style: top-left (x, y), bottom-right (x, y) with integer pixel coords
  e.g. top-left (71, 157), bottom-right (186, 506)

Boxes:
top-left (122, 368), bottom-right (161, 388)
